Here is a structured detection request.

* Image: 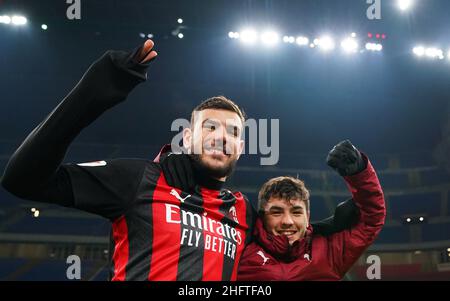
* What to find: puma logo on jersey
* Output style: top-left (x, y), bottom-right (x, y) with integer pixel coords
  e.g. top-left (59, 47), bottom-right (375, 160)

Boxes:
top-left (170, 189), bottom-right (191, 203)
top-left (257, 250), bottom-right (270, 265)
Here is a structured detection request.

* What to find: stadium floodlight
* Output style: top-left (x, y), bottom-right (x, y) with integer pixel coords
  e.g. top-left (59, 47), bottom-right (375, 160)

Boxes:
top-left (398, 0), bottom-right (413, 11)
top-left (413, 46), bottom-right (425, 56)
top-left (341, 37), bottom-right (359, 53)
top-left (283, 36), bottom-right (295, 44)
top-left (296, 36), bottom-right (309, 46)
top-left (177, 33), bottom-right (184, 39)
top-left (425, 48), bottom-right (436, 57)
top-left (31, 208), bottom-right (40, 217)
top-left (239, 29), bottom-right (258, 45)
top-left (11, 15), bottom-right (27, 25)
top-left (351, 32), bottom-right (357, 38)
top-left (228, 31), bottom-right (237, 39)
top-left (139, 33), bottom-right (146, 38)
top-left (260, 31), bottom-right (279, 47)
top-left (0, 15), bottom-right (11, 24)
top-left (406, 218), bottom-right (411, 223)
top-left (425, 47), bottom-right (443, 59)
top-left (41, 24), bottom-right (48, 30)
top-left (177, 18), bottom-right (183, 24)
top-left (365, 42), bottom-right (383, 52)
top-left (317, 36), bottom-right (335, 51)
top-left (419, 217), bottom-right (424, 222)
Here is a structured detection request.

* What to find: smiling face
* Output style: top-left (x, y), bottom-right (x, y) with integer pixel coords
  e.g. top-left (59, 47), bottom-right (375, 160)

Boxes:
top-left (262, 197), bottom-right (309, 245)
top-left (258, 176), bottom-right (311, 245)
top-left (183, 108), bottom-right (244, 180)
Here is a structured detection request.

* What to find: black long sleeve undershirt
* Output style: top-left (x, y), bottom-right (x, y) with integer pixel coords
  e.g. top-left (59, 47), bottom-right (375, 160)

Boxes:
top-left (1, 45), bottom-right (150, 207)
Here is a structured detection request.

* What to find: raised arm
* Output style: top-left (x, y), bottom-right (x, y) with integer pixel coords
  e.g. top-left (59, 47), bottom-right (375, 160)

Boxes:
top-left (326, 140), bottom-right (386, 277)
top-left (1, 40), bottom-right (157, 209)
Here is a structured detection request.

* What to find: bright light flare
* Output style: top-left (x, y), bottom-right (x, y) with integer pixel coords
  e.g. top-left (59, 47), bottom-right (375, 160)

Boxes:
top-left (0, 15), bottom-right (11, 24)
top-left (317, 36), bottom-right (335, 51)
top-left (260, 31), bottom-right (280, 47)
top-left (296, 36), bottom-right (309, 46)
top-left (366, 43), bottom-right (383, 52)
top-left (398, 0), bottom-right (413, 11)
top-left (11, 15), bottom-right (27, 25)
top-left (239, 29), bottom-right (258, 44)
top-left (413, 46), bottom-right (425, 56)
top-left (341, 38), bottom-right (359, 53)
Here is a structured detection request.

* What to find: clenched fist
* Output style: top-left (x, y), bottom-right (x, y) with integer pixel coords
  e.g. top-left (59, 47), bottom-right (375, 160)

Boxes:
top-left (326, 140), bottom-right (366, 176)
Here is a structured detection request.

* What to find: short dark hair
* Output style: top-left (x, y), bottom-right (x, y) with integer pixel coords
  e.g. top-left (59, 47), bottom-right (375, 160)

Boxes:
top-left (190, 96), bottom-right (246, 125)
top-left (258, 176), bottom-right (310, 214)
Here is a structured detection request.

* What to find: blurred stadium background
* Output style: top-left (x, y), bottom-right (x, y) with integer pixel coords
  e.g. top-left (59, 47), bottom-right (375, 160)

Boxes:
top-left (1, 0), bottom-right (450, 280)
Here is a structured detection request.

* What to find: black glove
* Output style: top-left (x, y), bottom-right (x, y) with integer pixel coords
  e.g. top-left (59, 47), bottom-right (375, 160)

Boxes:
top-left (311, 198), bottom-right (360, 236)
top-left (326, 140), bottom-right (366, 176)
top-left (160, 153), bottom-right (196, 192)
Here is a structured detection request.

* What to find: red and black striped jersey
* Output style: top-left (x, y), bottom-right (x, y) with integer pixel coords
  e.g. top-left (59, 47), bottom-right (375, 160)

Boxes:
top-left (63, 158), bottom-right (256, 281)
top-left (0, 45), bottom-right (257, 281)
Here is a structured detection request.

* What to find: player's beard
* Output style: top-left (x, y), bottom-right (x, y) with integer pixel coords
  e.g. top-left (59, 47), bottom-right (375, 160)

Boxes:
top-left (189, 153), bottom-right (237, 179)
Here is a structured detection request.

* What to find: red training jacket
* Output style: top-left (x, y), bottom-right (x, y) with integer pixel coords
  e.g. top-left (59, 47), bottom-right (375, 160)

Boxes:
top-left (237, 156), bottom-right (386, 281)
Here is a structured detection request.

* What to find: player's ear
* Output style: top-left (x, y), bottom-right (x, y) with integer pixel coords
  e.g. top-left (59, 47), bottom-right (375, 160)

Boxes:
top-left (183, 127), bottom-right (192, 154)
top-left (236, 139), bottom-right (245, 159)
